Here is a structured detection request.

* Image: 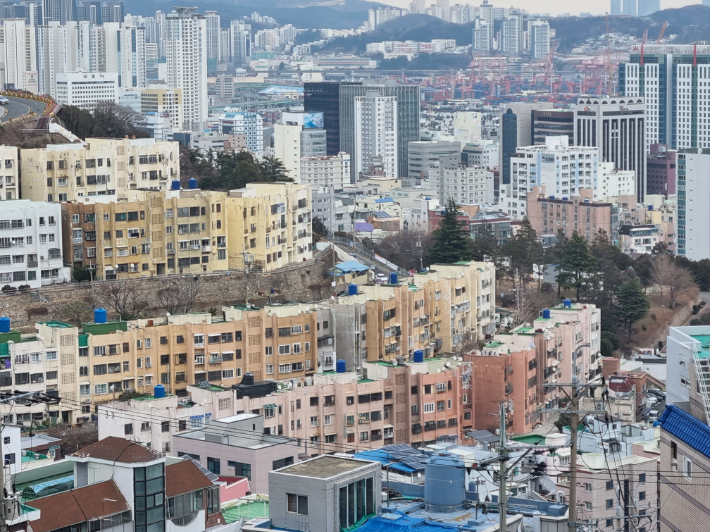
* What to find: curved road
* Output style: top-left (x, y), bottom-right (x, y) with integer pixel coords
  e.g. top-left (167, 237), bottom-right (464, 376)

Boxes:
top-left (0, 95), bottom-right (47, 122)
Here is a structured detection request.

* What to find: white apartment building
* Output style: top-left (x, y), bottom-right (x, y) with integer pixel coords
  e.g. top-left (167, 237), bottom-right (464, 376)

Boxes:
top-left (677, 148), bottom-right (710, 260)
top-left (502, 136), bottom-right (599, 220)
top-left (229, 20), bottom-right (251, 64)
top-left (529, 20), bottom-right (550, 59)
top-left (0, 146), bottom-right (19, 200)
top-left (218, 109), bottom-right (263, 152)
top-left (204, 11), bottom-right (221, 61)
top-left (164, 7), bottom-right (208, 131)
top-left (599, 162), bottom-right (636, 199)
top-left (354, 92), bottom-right (398, 178)
top-left (0, 201), bottom-right (70, 288)
top-left (273, 113), bottom-right (327, 181)
top-left (55, 71), bottom-right (118, 110)
top-left (36, 22), bottom-right (69, 97)
top-left (117, 25), bottom-right (147, 89)
top-left (0, 19), bottom-right (37, 92)
top-left (300, 153), bottom-right (350, 190)
top-left (429, 163), bottom-right (494, 206)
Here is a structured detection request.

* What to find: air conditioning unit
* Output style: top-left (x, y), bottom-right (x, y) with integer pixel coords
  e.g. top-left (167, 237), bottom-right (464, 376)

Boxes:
top-left (82, 398), bottom-right (91, 403)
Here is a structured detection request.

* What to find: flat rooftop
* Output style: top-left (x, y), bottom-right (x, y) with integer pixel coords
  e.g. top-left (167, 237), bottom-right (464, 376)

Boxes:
top-left (275, 455), bottom-right (375, 479)
top-left (690, 334), bottom-right (710, 360)
top-left (217, 413), bottom-right (260, 423)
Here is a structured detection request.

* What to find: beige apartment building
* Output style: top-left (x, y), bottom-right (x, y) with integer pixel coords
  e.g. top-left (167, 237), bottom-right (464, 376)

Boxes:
top-left (61, 189), bottom-right (228, 279)
top-left (0, 146), bottom-right (19, 200)
top-left (140, 87), bottom-right (184, 131)
top-left (20, 137), bottom-right (179, 203)
top-left (189, 354), bottom-right (474, 453)
top-left (225, 183), bottom-right (313, 271)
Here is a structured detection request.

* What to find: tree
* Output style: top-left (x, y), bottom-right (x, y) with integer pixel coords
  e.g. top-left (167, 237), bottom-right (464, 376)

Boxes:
top-left (72, 266), bottom-right (92, 283)
top-left (616, 278), bottom-right (650, 343)
top-left (312, 217), bottom-right (330, 245)
top-left (95, 279), bottom-right (148, 320)
top-left (652, 254), bottom-right (696, 308)
top-left (57, 102), bottom-right (150, 140)
top-left (427, 199), bottom-right (473, 264)
top-left (156, 277), bottom-right (202, 315)
top-left (257, 155), bottom-right (292, 182)
top-left (59, 299), bottom-right (94, 326)
top-left (470, 223), bottom-right (499, 262)
top-left (375, 231), bottom-right (430, 271)
top-left (556, 231), bottom-right (598, 300)
top-left (500, 218), bottom-right (543, 287)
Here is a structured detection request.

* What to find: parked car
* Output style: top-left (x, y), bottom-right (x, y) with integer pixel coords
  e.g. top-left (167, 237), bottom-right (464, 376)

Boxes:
top-left (0, 96), bottom-right (9, 105)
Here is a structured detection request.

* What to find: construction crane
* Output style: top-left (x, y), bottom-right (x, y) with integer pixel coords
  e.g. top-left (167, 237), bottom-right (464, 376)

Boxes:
top-left (656, 21), bottom-right (668, 43)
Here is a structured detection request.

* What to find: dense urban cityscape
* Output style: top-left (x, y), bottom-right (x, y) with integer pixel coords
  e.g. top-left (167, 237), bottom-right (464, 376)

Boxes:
top-left (0, 0), bottom-right (704, 531)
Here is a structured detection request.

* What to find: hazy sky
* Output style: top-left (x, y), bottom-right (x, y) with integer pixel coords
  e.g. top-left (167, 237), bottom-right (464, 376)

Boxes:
top-left (376, 0), bottom-right (699, 17)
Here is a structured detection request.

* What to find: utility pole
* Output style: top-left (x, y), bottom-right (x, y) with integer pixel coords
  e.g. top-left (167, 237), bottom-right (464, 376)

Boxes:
top-left (498, 401), bottom-right (508, 527)
top-left (543, 350), bottom-right (605, 531)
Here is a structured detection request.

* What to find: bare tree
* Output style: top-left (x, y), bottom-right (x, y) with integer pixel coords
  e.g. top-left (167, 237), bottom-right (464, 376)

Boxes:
top-left (95, 279), bottom-right (148, 318)
top-left (652, 254), bottom-right (696, 308)
top-left (454, 330), bottom-right (480, 357)
top-left (156, 276), bottom-right (201, 315)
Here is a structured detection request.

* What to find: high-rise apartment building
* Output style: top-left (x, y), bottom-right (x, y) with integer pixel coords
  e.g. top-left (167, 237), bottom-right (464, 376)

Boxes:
top-left (573, 96), bottom-right (647, 201)
top-left (41, 0), bottom-right (74, 24)
top-left (36, 21), bottom-right (69, 97)
top-left (620, 44), bottom-right (710, 150)
top-left (529, 20), bottom-right (550, 59)
top-left (354, 92), bottom-right (398, 179)
top-left (204, 10), bottom-right (220, 67)
top-left (339, 80), bottom-right (420, 182)
top-left (164, 7), bottom-right (207, 131)
top-left (116, 25), bottom-right (146, 88)
top-left (0, 18), bottom-right (37, 91)
top-left (217, 109), bottom-right (263, 152)
top-left (229, 19), bottom-right (250, 65)
top-left (676, 148), bottom-right (710, 260)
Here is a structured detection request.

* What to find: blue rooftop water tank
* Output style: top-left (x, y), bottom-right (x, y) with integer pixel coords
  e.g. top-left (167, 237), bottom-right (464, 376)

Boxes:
top-left (336, 359), bottom-right (346, 373)
top-left (94, 308), bottom-right (107, 324)
top-left (389, 272), bottom-right (398, 285)
top-left (425, 453), bottom-right (466, 512)
top-left (413, 350), bottom-right (424, 363)
top-left (562, 196), bottom-right (568, 201)
top-left (188, 178), bottom-right (198, 189)
top-left (648, 205), bottom-right (654, 211)
top-left (154, 384), bottom-right (166, 398)
top-left (0, 317), bottom-right (9, 333)
top-left (563, 299), bottom-right (572, 309)
top-left (549, 195), bottom-right (555, 199)
top-left (542, 308), bottom-right (551, 319)
top-left (171, 179), bottom-right (180, 191)
top-left (348, 284), bottom-right (358, 296)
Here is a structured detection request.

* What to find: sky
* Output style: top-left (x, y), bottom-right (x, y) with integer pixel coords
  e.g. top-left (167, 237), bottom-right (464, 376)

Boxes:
top-left (375, 0), bottom-right (700, 17)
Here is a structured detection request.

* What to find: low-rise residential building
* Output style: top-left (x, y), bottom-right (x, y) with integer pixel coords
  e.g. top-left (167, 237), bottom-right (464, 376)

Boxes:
top-left (61, 188), bottom-right (228, 279)
top-left (0, 145), bottom-right (19, 200)
top-left (526, 186), bottom-right (615, 243)
top-left (618, 225), bottom-right (660, 256)
top-left (225, 182), bottom-right (312, 271)
top-left (599, 162), bottom-right (636, 199)
top-left (268, 456), bottom-right (381, 532)
top-left (173, 413), bottom-right (298, 494)
top-left (189, 353), bottom-right (473, 453)
top-left (98, 393), bottom-right (207, 454)
top-left (218, 109), bottom-right (264, 152)
top-left (0, 200), bottom-right (70, 288)
top-left (20, 137), bottom-right (179, 203)
top-left (300, 153), bottom-right (350, 190)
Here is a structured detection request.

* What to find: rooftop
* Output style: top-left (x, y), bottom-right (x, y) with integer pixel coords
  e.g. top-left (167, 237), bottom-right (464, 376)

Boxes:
top-left (274, 455), bottom-right (376, 479)
top-left (165, 459), bottom-right (215, 498)
top-left (659, 405), bottom-right (710, 457)
top-left (71, 436), bottom-right (163, 464)
top-left (689, 333), bottom-right (710, 360)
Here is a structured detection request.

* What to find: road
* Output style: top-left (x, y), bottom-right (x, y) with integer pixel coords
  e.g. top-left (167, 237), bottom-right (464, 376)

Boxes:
top-left (0, 95), bottom-right (47, 122)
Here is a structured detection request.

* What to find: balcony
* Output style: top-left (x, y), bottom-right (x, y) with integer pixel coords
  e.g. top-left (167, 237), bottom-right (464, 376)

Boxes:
top-left (195, 356), bottom-right (205, 365)
top-left (411, 424), bottom-right (422, 434)
top-left (209, 356), bottom-right (223, 364)
top-left (27, 261), bottom-right (38, 268)
top-left (202, 245), bottom-right (211, 253)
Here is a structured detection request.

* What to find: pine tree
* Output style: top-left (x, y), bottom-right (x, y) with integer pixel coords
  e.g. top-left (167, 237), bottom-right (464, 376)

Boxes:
top-left (616, 278), bottom-right (650, 343)
top-left (556, 231), bottom-right (598, 300)
top-left (427, 199), bottom-right (474, 264)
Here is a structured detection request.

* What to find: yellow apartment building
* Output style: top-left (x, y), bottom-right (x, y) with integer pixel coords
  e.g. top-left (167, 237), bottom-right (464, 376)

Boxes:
top-left (61, 189), bottom-right (228, 279)
top-left (140, 87), bottom-right (184, 131)
top-left (225, 182), bottom-right (313, 271)
top-left (20, 137), bottom-right (179, 203)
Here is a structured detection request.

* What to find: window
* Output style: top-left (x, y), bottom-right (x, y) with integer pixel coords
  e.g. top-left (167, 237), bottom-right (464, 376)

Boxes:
top-left (228, 461), bottom-right (251, 480)
top-left (125, 424), bottom-right (134, 435)
top-left (423, 403), bottom-right (434, 413)
top-left (683, 456), bottom-right (692, 478)
top-left (141, 422), bottom-right (151, 431)
top-left (639, 473), bottom-right (646, 483)
top-left (584, 483), bottom-right (592, 492)
top-left (411, 404), bottom-right (419, 415)
top-left (162, 421), bottom-right (170, 433)
top-left (278, 344), bottom-right (290, 355)
top-left (638, 491), bottom-right (646, 501)
top-left (134, 463), bottom-right (165, 532)
top-left (606, 499), bottom-right (614, 509)
top-left (606, 481), bottom-right (614, 490)
top-left (207, 457), bottom-right (221, 475)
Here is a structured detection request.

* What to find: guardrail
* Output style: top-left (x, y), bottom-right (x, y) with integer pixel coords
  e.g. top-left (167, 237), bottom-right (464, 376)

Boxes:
top-left (333, 236), bottom-right (409, 278)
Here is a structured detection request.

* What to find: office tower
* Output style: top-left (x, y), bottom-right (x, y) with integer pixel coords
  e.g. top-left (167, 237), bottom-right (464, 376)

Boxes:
top-left (304, 81), bottom-right (354, 156)
top-left (0, 19), bottom-right (36, 91)
top-left (354, 92), bottom-right (398, 178)
top-left (41, 0), bottom-right (74, 24)
top-left (621, 0), bottom-right (637, 16)
top-left (675, 148), bottom-right (710, 259)
top-left (529, 20), bottom-right (550, 59)
top-left (610, 0), bottom-right (622, 15)
top-left (620, 44), bottom-right (710, 150)
top-left (637, 0), bottom-right (659, 15)
top-left (22, 1), bottom-right (41, 26)
top-left (407, 140), bottom-right (461, 186)
top-left (164, 7), bottom-right (207, 131)
top-left (573, 96), bottom-right (647, 201)
top-left (204, 11), bottom-right (220, 67)
top-left (473, 19), bottom-right (492, 52)
top-left (532, 109), bottom-right (574, 145)
top-left (229, 19), bottom-right (250, 65)
top-left (499, 102), bottom-right (554, 185)
top-left (117, 25), bottom-right (146, 88)
top-left (339, 80), bottom-right (420, 182)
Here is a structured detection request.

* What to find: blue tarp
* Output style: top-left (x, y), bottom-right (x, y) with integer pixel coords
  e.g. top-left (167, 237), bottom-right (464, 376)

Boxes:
top-left (357, 511), bottom-right (459, 532)
top-left (353, 451), bottom-right (419, 474)
top-left (375, 198), bottom-right (394, 203)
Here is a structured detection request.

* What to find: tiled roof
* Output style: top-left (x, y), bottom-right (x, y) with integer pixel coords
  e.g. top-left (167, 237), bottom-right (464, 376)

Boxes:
top-left (71, 436), bottom-right (162, 463)
top-left (658, 405), bottom-right (710, 458)
top-left (166, 459), bottom-right (215, 498)
top-left (29, 480), bottom-right (129, 532)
